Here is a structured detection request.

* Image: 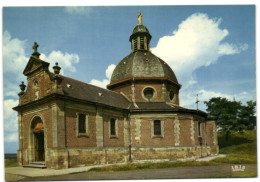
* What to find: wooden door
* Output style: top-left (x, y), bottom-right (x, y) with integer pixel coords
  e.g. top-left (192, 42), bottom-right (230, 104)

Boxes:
top-left (34, 132), bottom-right (45, 161)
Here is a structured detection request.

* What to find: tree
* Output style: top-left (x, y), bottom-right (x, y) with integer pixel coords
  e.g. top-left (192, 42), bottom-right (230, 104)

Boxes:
top-left (204, 97), bottom-right (256, 132)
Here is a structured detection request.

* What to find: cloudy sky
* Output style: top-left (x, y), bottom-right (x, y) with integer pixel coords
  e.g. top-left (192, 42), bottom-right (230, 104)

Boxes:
top-left (2, 5), bottom-right (255, 153)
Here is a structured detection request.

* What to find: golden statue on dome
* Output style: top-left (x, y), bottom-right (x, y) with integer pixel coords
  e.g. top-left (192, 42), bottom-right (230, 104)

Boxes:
top-left (138, 11), bottom-right (142, 25)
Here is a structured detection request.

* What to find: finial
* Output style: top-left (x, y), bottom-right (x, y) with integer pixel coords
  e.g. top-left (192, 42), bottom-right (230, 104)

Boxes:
top-left (32, 42), bottom-right (39, 52)
top-left (138, 11), bottom-right (142, 25)
top-left (32, 42), bottom-right (40, 58)
top-left (53, 62), bottom-right (61, 74)
top-left (196, 94), bottom-right (199, 110)
top-left (19, 81), bottom-right (26, 92)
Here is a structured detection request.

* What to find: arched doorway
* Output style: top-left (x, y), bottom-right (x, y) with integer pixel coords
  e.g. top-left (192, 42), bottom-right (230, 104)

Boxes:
top-left (31, 117), bottom-right (45, 161)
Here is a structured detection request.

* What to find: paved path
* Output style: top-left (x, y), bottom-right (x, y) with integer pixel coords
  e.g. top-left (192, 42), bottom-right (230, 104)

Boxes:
top-left (6, 163), bottom-right (257, 181)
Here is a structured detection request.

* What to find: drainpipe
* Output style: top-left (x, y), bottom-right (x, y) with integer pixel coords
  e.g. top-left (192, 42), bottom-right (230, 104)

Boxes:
top-left (205, 121), bottom-right (207, 156)
top-left (128, 112), bottom-right (132, 162)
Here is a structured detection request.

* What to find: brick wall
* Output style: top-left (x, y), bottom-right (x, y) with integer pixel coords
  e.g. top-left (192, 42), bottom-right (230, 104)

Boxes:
top-left (179, 118), bottom-right (193, 146)
top-left (206, 122), bottom-right (214, 146)
top-left (103, 115), bottom-right (125, 147)
top-left (65, 108), bottom-right (97, 147)
top-left (139, 117), bottom-right (175, 146)
top-left (112, 84), bottom-right (132, 101)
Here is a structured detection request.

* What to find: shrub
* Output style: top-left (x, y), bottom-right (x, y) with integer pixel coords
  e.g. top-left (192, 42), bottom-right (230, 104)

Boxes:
top-left (218, 130), bottom-right (256, 148)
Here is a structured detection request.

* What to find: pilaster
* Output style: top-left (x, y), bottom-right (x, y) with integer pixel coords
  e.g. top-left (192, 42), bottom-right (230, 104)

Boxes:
top-left (190, 118), bottom-right (195, 145)
top-left (123, 116), bottom-right (130, 147)
top-left (96, 106), bottom-right (104, 147)
top-left (174, 118), bottom-right (180, 146)
top-left (51, 102), bottom-right (66, 148)
top-left (135, 117), bottom-right (141, 146)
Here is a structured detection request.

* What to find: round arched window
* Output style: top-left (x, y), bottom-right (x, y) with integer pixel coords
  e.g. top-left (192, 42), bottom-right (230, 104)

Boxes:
top-left (143, 87), bottom-right (154, 99)
top-left (169, 91), bottom-right (174, 100)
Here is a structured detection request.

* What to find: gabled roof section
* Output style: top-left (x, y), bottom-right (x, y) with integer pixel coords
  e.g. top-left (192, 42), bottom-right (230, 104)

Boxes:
top-left (58, 75), bottom-right (131, 109)
top-left (23, 56), bottom-right (49, 76)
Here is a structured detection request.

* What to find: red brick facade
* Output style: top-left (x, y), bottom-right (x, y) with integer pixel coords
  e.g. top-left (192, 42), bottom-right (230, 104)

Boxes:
top-left (14, 19), bottom-right (218, 169)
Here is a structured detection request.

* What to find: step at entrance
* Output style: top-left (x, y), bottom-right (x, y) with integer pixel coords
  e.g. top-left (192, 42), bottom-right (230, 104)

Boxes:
top-left (23, 161), bottom-right (46, 169)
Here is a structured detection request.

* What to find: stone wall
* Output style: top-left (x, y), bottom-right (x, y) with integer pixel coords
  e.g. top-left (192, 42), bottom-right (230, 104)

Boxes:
top-left (67, 147), bottom-right (128, 168)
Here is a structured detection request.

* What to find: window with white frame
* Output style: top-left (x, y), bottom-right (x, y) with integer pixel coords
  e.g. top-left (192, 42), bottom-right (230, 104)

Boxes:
top-left (154, 120), bottom-right (161, 135)
top-left (152, 119), bottom-right (164, 138)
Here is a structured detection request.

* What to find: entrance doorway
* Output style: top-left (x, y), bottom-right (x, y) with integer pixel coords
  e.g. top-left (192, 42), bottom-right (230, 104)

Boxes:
top-left (34, 132), bottom-right (45, 161)
top-left (31, 116), bottom-right (45, 162)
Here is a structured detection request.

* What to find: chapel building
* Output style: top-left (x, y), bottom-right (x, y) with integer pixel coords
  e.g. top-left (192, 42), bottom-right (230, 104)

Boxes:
top-left (13, 12), bottom-right (218, 169)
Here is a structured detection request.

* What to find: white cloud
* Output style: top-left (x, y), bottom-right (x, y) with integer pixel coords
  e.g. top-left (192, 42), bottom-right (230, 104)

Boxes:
top-left (3, 30), bottom-right (80, 144)
top-left (4, 99), bottom-right (19, 133)
top-left (105, 64), bottom-right (116, 79)
top-left (90, 64), bottom-right (116, 88)
top-left (40, 51), bottom-right (79, 76)
top-left (180, 89), bottom-right (256, 112)
top-left (151, 13), bottom-right (248, 89)
top-left (65, 7), bottom-right (92, 15)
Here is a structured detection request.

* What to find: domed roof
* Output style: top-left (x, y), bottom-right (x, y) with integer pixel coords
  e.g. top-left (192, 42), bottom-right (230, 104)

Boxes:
top-left (132, 24), bottom-right (150, 34)
top-left (130, 25), bottom-right (152, 41)
top-left (110, 51), bottom-right (179, 85)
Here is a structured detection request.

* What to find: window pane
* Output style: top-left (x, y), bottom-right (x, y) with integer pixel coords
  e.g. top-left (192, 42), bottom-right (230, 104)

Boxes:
top-left (154, 120), bottom-right (161, 135)
top-left (110, 119), bottom-right (116, 135)
top-left (78, 114), bottom-right (86, 133)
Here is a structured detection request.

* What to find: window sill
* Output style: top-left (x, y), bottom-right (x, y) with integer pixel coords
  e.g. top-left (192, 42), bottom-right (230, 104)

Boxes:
top-left (110, 135), bottom-right (118, 139)
top-left (78, 133), bottom-right (89, 138)
top-left (152, 135), bottom-right (163, 139)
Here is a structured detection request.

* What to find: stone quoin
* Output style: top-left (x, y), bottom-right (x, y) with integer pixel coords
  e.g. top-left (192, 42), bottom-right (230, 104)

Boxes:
top-left (13, 12), bottom-right (218, 169)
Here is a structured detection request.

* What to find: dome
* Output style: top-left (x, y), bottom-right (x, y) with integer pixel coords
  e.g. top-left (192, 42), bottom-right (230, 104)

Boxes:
top-left (110, 51), bottom-right (179, 85)
top-left (130, 25), bottom-right (152, 41)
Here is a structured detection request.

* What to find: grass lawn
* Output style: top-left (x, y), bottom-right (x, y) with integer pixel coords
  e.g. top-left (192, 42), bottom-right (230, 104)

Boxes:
top-left (5, 159), bottom-right (17, 168)
top-left (89, 161), bottom-right (218, 172)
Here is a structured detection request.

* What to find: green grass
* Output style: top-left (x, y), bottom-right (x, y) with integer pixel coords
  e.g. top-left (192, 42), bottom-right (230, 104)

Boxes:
top-left (218, 130), bottom-right (256, 148)
top-left (212, 141), bottom-right (257, 164)
top-left (5, 159), bottom-right (17, 168)
top-left (89, 161), bottom-right (217, 172)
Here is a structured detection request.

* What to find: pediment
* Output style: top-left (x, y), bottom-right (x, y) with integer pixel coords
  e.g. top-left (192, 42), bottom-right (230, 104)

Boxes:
top-left (23, 56), bottom-right (50, 76)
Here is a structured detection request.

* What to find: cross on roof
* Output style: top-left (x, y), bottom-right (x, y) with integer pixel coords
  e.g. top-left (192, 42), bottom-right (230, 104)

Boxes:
top-left (32, 42), bottom-right (39, 52)
top-left (196, 94), bottom-right (199, 110)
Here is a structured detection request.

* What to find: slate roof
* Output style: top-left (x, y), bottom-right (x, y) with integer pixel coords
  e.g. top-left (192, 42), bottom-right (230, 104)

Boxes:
top-left (57, 74), bottom-right (131, 109)
top-left (110, 51), bottom-right (179, 85)
top-left (130, 102), bottom-right (207, 116)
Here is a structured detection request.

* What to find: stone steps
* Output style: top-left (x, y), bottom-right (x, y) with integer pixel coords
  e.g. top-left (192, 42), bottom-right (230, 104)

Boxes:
top-left (23, 161), bottom-right (46, 169)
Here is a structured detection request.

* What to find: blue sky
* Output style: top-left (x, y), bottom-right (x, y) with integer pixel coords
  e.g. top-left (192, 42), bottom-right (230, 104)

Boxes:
top-left (2, 6), bottom-right (255, 153)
